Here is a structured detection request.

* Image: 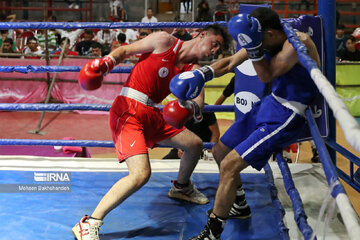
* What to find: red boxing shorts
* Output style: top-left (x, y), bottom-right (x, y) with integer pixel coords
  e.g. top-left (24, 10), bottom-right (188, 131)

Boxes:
top-left (109, 96), bottom-right (185, 162)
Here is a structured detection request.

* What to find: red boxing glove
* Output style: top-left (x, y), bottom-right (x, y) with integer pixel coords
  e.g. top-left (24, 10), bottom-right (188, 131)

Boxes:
top-left (78, 55), bottom-right (116, 90)
top-left (163, 100), bottom-right (203, 129)
top-left (163, 100), bottom-right (194, 129)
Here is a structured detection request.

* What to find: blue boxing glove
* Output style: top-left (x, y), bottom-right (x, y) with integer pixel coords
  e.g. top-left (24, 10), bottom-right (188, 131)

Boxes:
top-left (228, 14), bottom-right (264, 61)
top-left (170, 65), bottom-right (214, 101)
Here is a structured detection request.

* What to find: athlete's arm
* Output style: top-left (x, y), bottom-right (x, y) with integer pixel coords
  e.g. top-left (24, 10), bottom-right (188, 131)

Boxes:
top-left (109, 31), bottom-right (175, 64)
top-left (189, 64), bottom-right (205, 109)
top-left (253, 32), bottom-right (320, 83)
top-left (210, 48), bottom-right (248, 77)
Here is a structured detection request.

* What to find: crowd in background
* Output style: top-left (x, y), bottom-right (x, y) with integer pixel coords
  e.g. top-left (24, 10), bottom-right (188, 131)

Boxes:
top-left (0, 0), bottom-right (359, 63)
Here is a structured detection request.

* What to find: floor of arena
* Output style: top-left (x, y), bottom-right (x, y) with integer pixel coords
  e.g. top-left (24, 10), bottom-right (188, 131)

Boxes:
top-left (0, 111), bottom-right (359, 239)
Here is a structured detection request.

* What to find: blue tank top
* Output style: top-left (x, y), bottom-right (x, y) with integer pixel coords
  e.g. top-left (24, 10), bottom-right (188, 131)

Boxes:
top-left (271, 63), bottom-right (318, 105)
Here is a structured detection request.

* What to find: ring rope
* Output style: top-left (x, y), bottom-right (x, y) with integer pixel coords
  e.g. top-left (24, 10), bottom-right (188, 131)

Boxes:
top-left (263, 163), bottom-right (290, 240)
top-left (0, 66), bottom-right (133, 73)
top-left (0, 21), bottom-right (227, 30)
top-left (1, 20), bottom-right (358, 238)
top-left (283, 21), bottom-right (360, 240)
top-left (306, 109), bottom-right (360, 240)
top-left (283, 21), bottom-right (360, 154)
top-left (0, 139), bottom-right (215, 150)
top-left (276, 152), bottom-right (314, 239)
top-left (0, 103), bottom-right (235, 112)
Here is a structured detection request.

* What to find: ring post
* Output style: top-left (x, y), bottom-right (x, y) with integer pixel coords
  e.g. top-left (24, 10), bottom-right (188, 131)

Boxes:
top-left (28, 39), bottom-right (69, 135)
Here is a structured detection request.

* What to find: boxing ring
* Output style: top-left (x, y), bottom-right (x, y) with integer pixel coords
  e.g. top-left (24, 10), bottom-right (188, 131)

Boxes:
top-left (0, 1), bottom-right (360, 240)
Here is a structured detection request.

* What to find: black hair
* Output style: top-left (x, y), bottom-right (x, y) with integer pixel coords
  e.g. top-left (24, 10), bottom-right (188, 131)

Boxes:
top-left (199, 23), bottom-right (231, 51)
top-left (250, 7), bottom-right (283, 32)
top-left (3, 37), bottom-right (13, 45)
top-left (117, 32), bottom-right (126, 43)
top-left (346, 35), bottom-right (356, 43)
top-left (91, 42), bottom-right (102, 49)
top-left (59, 37), bottom-right (70, 45)
top-left (337, 24), bottom-right (345, 30)
top-left (139, 31), bottom-right (149, 37)
top-left (27, 36), bottom-right (38, 43)
top-left (0, 29), bottom-right (8, 34)
top-left (84, 29), bottom-right (93, 35)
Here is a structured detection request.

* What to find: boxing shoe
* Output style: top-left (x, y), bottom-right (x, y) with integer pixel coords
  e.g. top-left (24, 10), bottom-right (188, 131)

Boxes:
top-left (72, 215), bottom-right (103, 240)
top-left (189, 213), bottom-right (226, 240)
top-left (207, 186), bottom-right (251, 219)
top-left (168, 180), bottom-right (209, 204)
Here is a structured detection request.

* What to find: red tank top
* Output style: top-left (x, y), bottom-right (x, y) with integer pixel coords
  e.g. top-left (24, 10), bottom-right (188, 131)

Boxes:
top-left (123, 39), bottom-right (194, 103)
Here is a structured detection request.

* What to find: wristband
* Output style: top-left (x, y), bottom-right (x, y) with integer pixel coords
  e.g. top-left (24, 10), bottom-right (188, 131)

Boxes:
top-left (197, 65), bottom-right (215, 82)
top-left (103, 55), bottom-right (117, 74)
top-left (246, 43), bottom-right (264, 62)
top-left (191, 101), bottom-right (203, 123)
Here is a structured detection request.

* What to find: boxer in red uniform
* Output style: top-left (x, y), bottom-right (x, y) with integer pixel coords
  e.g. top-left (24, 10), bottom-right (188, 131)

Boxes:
top-left (73, 24), bottom-right (231, 240)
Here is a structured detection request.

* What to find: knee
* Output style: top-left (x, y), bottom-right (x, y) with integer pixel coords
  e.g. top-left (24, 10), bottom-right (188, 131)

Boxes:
top-left (212, 143), bottom-right (223, 165)
top-left (219, 158), bottom-right (239, 179)
top-left (184, 136), bottom-right (203, 154)
top-left (130, 170), bottom-right (151, 189)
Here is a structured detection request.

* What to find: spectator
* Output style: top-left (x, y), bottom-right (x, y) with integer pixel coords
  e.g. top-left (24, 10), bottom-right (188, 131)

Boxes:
top-left (0, 14), bottom-right (16, 40)
top-left (182, 0), bottom-right (191, 14)
top-left (196, 0), bottom-right (212, 22)
top-left (0, 31), bottom-right (17, 52)
top-left (89, 42), bottom-right (103, 57)
top-left (173, 28), bottom-right (192, 41)
top-left (338, 35), bottom-right (360, 62)
top-left (138, 31), bottom-right (149, 40)
top-left (141, 8), bottom-right (158, 23)
top-left (214, 0), bottom-right (229, 21)
top-left (336, 24), bottom-right (346, 58)
top-left (118, 26), bottom-right (137, 44)
top-left (353, 27), bottom-right (360, 51)
top-left (75, 29), bottom-right (96, 56)
top-left (53, 37), bottom-right (79, 57)
top-left (111, 32), bottom-right (127, 51)
top-left (96, 29), bottom-right (117, 55)
top-left (35, 29), bottom-right (57, 51)
top-left (64, 0), bottom-right (80, 9)
top-left (109, 0), bottom-right (126, 22)
top-left (163, 103), bottom-right (220, 159)
top-left (0, 38), bottom-right (18, 57)
top-left (22, 36), bottom-right (43, 59)
top-left (56, 26), bottom-right (83, 50)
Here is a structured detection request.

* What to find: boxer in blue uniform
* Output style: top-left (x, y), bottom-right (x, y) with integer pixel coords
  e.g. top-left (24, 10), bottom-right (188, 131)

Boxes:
top-left (170, 7), bottom-right (321, 240)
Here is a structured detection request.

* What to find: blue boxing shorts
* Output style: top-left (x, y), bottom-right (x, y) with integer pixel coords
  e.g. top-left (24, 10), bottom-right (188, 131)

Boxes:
top-left (220, 95), bottom-right (306, 171)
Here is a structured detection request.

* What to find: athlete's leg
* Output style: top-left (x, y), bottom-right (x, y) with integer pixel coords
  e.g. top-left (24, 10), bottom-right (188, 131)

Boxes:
top-left (213, 150), bottom-right (248, 218)
top-left (159, 128), bottom-right (208, 204)
top-left (159, 128), bottom-right (202, 184)
top-left (91, 154), bottom-right (151, 220)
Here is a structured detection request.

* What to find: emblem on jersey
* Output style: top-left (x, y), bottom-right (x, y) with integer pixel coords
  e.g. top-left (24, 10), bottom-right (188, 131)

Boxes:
top-left (158, 67), bottom-right (169, 78)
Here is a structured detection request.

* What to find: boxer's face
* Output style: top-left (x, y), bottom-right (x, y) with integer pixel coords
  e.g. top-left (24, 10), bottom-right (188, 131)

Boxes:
top-left (198, 31), bottom-right (224, 58)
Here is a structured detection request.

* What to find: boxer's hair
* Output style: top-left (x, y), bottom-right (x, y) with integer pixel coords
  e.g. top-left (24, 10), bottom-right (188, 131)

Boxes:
top-left (199, 23), bottom-right (231, 51)
top-left (250, 7), bottom-right (283, 33)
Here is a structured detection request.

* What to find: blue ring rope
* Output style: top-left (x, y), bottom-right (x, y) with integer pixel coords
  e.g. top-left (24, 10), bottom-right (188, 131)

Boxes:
top-left (0, 21), bottom-right (227, 30)
top-left (306, 109), bottom-right (346, 198)
top-left (282, 21), bottom-right (319, 74)
top-left (263, 163), bottom-right (290, 240)
top-left (0, 103), bottom-right (235, 112)
top-left (282, 19), bottom-right (347, 199)
top-left (0, 66), bottom-right (133, 73)
top-left (276, 153), bottom-right (314, 239)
